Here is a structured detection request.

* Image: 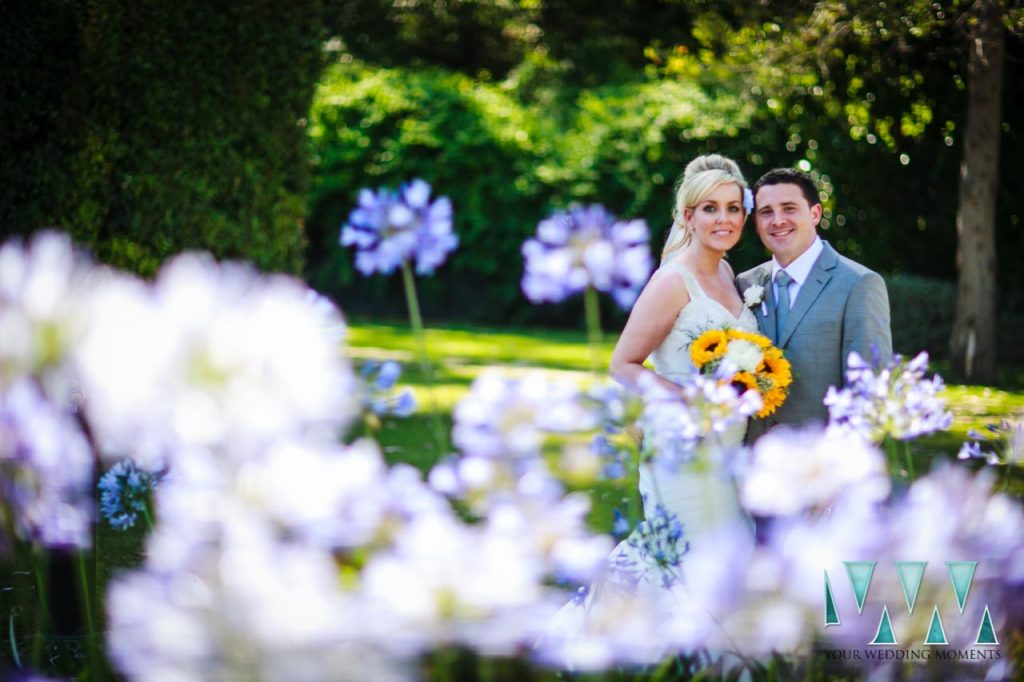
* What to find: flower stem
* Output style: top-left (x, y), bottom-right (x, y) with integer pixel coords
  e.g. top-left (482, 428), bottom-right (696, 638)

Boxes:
top-left (584, 286), bottom-right (603, 376)
top-left (8, 607), bottom-right (21, 670)
top-left (142, 502), bottom-right (157, 534)
top-left (902, 441), bottom-right (915, 480)
top-left (628, 430), bottom-right (645, 527)
top-left (30, 552), bottom-right (48, 670)
top-left (75, 550), bottom-right (99, 677)
top-left (882, 436), bottom-right (900, 480)
top-left (401, 261), bottom-right (447, 454)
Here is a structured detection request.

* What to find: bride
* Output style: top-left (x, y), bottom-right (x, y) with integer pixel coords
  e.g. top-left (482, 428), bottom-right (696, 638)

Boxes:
top-left (542, 155), bottom-right (758, 666)
top-left (542, 155), bottom-right (759, 670)
top-left (607, 153), bottom-right (757, 586)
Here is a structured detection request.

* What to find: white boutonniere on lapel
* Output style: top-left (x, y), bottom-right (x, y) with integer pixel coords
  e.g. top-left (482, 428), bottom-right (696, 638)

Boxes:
top-left (743, 282), bottom-right (769, 317)
top-left (743, 284), bottom-right (764, 308)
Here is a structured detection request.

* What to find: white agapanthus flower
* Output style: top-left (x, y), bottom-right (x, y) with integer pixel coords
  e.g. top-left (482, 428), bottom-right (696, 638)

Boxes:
top-left (451, 370), bottom-right (598, 462)
top-left (359, 511), bottom-right (556, 655)
top-left (487, 493), bottom-right (612, 584)
top-left (75, 253), bottom-right (356, 467)
top-left (0, 231), bottom-right (96, 399)
top-left (107, 516), bottom-right (407, 682)
top-left (537, 587), bottom-right (673, 671)
top-left (739, 425), bottom-right (890, 516)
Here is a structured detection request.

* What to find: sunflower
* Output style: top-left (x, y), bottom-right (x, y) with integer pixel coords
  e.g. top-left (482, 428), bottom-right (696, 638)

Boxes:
top-left (690, 329), bottom-right (728, 367)
top-left (757, 386), bottom-right (787, 418)
top-left (729, 371), bottom-right (759, 395)
top-left (761, 348), bottom-right (793, 388)
top-left (726, 329), bottom-right (772, 349)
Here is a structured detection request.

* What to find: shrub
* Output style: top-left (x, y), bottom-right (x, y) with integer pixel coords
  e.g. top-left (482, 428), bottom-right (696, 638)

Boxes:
top-left (1, 0), bottom-right (325, 276)
top-left (305, 62), bottom-right (769, 324)
top-left (884, 274), bottom-right (956, 359)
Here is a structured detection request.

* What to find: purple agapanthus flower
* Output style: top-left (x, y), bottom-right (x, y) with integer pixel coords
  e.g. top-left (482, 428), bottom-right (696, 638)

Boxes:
top-left (824, 350), bottom-right (952, 442)
top-left (957, 419), bottom-right (1021, 466)
top-left (624, 504), bottom-right (689, 588)
top-left (360, 360), bottom-right (416, 418)
top-left (637, 369), bottom-right (760, 472)
top-left (521, 204), bottom-right (652, 309)
top-left (340, 179), bottom-right (457, 276)
top-left (0, 379), bottom-right (94, 549)
top-left (99, 459), bottom-right (163, 530)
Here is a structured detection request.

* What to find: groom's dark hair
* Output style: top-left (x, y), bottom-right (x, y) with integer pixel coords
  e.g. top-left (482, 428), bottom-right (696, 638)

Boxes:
top-left (752, 168), bottom-right (820, 208)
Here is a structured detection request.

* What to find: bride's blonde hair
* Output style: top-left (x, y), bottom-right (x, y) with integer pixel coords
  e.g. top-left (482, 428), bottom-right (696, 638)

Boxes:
top-left (661, 154), bottom-right (748, 263)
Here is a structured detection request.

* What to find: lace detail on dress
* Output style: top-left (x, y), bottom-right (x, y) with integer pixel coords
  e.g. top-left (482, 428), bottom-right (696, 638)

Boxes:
top-left (648, 262), bottom-right (758, 383)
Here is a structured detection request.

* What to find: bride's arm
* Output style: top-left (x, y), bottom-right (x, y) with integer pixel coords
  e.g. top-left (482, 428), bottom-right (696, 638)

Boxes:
top-left (609, 271), bottom-right (689, 392)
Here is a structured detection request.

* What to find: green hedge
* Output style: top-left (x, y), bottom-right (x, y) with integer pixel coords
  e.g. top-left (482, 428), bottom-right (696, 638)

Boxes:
top-left (1, 0), bottom-right (325, 276)
top-left (305, 61), bottom-right (552, 320)
top-left (885, 274), bottom-right (956, 359)
top-left (884, 274), bottom-right (1024, 364)
top-left (305, 60), bottom-right (779, 324)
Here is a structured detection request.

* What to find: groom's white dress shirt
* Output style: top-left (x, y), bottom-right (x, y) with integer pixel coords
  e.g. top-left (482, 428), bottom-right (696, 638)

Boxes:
top-left (770, 236), bottom-right (823, 309)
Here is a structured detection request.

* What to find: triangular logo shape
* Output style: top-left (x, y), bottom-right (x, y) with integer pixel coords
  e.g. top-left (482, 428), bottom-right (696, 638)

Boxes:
top-left (824, 570), bottom-right (841, 627)
top-left (924, 605), bottom-right (948, 645)
top-left (870, 605), bottom-right (898, 645)
top-left (945, 561), bottom-right (977, 613)
top-left (844, 561), bottom-right (877, 614)
top-left (895, 561), bottom-right (927, 614)
top-left (975, 605), bottom-right (999, 645)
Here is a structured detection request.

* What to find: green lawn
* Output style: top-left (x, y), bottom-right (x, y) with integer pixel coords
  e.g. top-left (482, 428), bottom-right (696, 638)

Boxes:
top-left (352, 320), bottom-right (1024, 516)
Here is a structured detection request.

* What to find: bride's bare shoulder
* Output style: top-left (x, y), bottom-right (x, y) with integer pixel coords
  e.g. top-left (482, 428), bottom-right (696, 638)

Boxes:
top-left (628, 265), bottom-right (691, 321)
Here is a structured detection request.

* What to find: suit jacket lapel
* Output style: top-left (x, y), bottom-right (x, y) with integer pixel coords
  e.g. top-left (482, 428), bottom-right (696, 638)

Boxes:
top-left (755, 265), bottom-right (776, 343)
top-left (777, 242), bottom-right (838, 348)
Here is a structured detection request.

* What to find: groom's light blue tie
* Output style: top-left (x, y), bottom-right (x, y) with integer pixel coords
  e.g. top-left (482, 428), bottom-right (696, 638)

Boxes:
top-left (775, 270), bottom-right (793, 341)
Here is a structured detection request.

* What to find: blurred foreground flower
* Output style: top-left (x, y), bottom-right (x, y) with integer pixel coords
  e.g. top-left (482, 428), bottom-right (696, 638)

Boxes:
top-left (825, 350), bottom-right (951, 478)
top-left (637, 370), bottom-right (760, 472)
top-left (739, 425), bottom-right (890, 516)
top-left (0, 378), bottom-right (94, 549)
top-left (0, 231), bottom-right (93, 394)
top-left (958, 419), bottom-right (1023, 468)
top-left (75, 254), bottom-right (356, 469)
top-left (825, 350), bottom-right (952, 443)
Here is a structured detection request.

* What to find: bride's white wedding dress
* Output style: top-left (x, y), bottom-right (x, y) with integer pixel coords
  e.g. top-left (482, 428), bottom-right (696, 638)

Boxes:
top-left (544, 262), bottom-right (757, 653)
top-left (628, 261), bottom-right (758, 582)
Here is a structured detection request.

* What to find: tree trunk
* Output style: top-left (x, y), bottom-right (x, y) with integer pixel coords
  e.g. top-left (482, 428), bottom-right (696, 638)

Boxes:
top-left (950, 0), bottom-right (1004, 384)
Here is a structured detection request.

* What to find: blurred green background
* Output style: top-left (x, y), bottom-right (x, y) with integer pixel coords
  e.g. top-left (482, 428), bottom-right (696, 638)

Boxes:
top-left (3, 0), bottom-right (1023, 363)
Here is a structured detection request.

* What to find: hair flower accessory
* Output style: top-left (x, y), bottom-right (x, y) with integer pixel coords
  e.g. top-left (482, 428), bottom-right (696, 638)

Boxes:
top-left (743, 188), bottom-right (754, 214)
top-left (743, 284), bottom-right (764, 308)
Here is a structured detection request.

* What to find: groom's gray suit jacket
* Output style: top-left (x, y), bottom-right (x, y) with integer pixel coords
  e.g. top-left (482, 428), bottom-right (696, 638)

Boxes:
top-left (736, 241), bottom-right (892, 442)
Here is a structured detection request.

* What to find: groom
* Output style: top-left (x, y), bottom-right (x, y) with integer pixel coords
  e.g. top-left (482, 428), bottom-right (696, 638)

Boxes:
top-left (736, 168), bottom-right (892, 441)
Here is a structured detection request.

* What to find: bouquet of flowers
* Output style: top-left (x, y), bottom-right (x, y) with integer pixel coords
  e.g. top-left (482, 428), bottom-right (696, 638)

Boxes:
top-left (688, 328), bottom-right (792, 418)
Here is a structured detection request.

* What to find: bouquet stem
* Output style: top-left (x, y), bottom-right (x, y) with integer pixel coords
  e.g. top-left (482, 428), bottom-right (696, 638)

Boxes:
top-left (401, 262), bottom-right (448, 454)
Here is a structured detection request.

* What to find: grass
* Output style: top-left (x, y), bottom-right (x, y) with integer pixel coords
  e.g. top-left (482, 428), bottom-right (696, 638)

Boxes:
top-left (353, 320), bottom-right (1024, 521)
